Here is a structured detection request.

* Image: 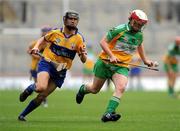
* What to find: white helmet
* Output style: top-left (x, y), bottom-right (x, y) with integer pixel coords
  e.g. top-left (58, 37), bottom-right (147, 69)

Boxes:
top-left (129, 9), bottom-right (148, 24)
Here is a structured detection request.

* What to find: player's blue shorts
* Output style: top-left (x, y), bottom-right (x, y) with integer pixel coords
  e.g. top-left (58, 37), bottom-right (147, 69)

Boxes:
top-left (38, 58), bottom-right (67, 88)
top-left (30, 69), bottom-right (37, 78)
top-left (130, 67), bottom-right (141, 76)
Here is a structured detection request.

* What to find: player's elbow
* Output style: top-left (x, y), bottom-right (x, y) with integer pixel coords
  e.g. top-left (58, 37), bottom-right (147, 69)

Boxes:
top-left (80, 55), bottom-right (87, 63)
top-left (81, 58), bottom-right (87, 63)
top-left (100, 36), bottom-right (107, 46)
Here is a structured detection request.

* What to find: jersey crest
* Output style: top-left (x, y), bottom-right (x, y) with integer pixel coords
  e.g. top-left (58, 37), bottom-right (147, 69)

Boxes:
top-left (70, 43), bottom-right (76, 50)
top-left (55, 38), bottom-right (61, 44)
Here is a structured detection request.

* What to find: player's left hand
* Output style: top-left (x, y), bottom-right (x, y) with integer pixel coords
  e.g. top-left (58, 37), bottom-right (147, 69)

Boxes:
top-left (144, 60), bottom-right (159, 67)
top-left (79, 45), bottom-right (87, 56)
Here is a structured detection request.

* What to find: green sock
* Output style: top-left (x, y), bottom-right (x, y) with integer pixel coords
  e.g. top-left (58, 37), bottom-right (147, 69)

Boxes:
top-left (168, 86), bottom-right (174, 95)
top-left (105, 96), bottom-right (120, 113)
top-left (79, 84), bottom-right (89, 94)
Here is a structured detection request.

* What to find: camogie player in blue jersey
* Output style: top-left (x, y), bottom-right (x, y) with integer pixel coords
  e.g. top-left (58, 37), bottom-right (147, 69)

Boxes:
top-left (18, 10), bottom-right (87, 121)
top-left (27, 26), bottom-right (52, 107)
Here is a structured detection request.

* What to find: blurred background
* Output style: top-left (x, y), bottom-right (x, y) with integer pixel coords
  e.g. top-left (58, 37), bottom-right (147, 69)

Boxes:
top-left (0, 0), bottom-right (179, 91)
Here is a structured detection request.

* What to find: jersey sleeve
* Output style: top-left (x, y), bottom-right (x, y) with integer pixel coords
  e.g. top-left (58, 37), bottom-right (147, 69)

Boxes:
top-left (106, 25), bottom-right (123, 42)
top-left (167, 43), bottom-right (175, 56)
top-left (44, 30), bottom-right (56, 42)
top-left (138, 33), bottom-right (143, 46)
top-left (76, 35), bottom-right (86, 54)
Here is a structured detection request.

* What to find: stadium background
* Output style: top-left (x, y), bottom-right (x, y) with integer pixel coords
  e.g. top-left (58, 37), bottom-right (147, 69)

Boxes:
top-left (1, 1), bottom-right (180, 131)
top-left (0, 0), bottom-right (180, 90)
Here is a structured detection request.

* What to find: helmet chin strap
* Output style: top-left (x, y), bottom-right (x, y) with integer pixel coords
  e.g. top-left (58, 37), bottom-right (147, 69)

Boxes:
top-left (140, 24), bottom-right (146, 31)
top-left (128, 21), bottom-right (146, 32)
top-left (128, 23), bottom-right (139, 33)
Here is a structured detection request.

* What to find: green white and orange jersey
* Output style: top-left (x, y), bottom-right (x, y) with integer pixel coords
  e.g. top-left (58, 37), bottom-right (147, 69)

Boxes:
top-left (130, 52), bottom-right (141, 65)
top-left (99, 23), bottom-right (143, 67)
top-left (43, 27), bottom-right (86, 70)
top-left (163, 43), bottom-right (180, 64)
top-left (30, 40), bottom-right (46, 70)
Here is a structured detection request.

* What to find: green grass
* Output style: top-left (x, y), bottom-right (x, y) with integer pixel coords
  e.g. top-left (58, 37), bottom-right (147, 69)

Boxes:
top-left (0, 89), bottom-right (180, 131)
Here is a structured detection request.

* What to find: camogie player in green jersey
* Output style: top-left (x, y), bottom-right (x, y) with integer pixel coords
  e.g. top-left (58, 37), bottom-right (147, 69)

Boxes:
top-left (76, 9), bottom-right (158, 122)
top-left (163, 37), bottom-right (180, 97)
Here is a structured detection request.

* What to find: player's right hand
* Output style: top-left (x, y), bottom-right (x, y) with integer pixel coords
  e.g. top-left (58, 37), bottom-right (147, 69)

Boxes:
top-left (144, 60), bottom-right (159, 67)
top-left (144, 59), bottom-right (154, 67)
top-left (30, 48), bottom-right (39, 55)
top-left (79, 45), bottom-right (87, 56)
top-left (109, 55), bottom-right (119, 63)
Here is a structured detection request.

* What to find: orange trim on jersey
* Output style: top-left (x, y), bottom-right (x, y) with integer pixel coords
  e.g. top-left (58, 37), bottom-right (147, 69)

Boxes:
top-left (108, 31), bottom-right (125, 49)
top-left (99, 31), bottom-right (132, 68)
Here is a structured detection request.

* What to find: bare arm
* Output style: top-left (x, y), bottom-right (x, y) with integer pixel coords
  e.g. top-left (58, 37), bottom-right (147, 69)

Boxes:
top-left (100, 35), bottom-right (118, 63)
top-left (31, 37), bottom-right (45, 54)
top-left (137, 43), bottom-right (154, 67)
top-left (79, 45), bottom-right (87, 63)
top-left (137, 44), bottom-right (147, 63)
top-left (27, 43), bottom-right (40, 59)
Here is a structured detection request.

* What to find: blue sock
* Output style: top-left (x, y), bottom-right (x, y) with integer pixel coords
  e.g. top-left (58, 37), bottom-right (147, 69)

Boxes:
top-left (26, 83), bottom-right (36, 94)
top-left (19, 100), bottom-right (40, 117)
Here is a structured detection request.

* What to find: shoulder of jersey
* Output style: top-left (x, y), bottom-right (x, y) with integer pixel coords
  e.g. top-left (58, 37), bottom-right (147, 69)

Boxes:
top-left (77, 31), bottom-right (85, 42)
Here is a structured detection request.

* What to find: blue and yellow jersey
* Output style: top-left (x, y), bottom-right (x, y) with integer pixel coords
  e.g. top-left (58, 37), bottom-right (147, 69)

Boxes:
top-left (163, 43), bottom-right (180, 64)
top-left (43, 27), bottom-right (86, 70)
top-left (99, 23), bottom-right (143, 67)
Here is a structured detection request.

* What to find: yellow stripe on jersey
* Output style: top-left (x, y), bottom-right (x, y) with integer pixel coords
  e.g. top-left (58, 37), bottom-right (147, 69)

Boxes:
top-left (163, 55), bottom-right (178, 64)
top-left (43, 29), bottom-right (85, 69)
top-left (131, 52), bottom-right (141, 65)
top-left (99, 31), bottom-right (133, 67)
top-left (84, 59), bottom-right (94, 70)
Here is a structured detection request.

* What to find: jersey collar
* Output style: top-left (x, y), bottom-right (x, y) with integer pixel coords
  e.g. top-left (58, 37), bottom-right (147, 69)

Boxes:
top-left (126, 23), bottom-right (131, 31)
top-left (60, 27), bottom-right (78, 38)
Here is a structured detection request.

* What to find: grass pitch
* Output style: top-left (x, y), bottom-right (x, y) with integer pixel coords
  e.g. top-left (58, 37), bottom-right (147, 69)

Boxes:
top-left (0, 89), bottom-right (180, 131)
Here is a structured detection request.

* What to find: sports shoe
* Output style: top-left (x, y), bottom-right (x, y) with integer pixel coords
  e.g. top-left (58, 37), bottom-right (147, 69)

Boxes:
top-left (76, 85), bottom-right (85, 104)
top-left (19, 89), bottom-right (32, 102)
top-left (18, 115), bottom-right (26, 122)
top-left (101, 112), bottom-right (121, 122)
top-left (42, 99), bottom-right (48, 108)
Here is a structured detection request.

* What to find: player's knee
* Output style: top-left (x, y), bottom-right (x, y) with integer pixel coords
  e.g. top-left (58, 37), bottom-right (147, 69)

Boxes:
top-left (36, 83), bottom-right (47, 93)
top-left (118, 86), bottom-right (126, 93)
top-left (116, 84), bottom-right (126, 93)
top-left (36, 88), bottom-right (45, 93)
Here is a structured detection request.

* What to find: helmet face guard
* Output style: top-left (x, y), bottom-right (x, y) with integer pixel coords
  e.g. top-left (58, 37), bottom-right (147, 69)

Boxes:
top-left (129, 12), bottom-right (148, 24)
top-left (64, 11), bottom-right (79, 20)
top-left (129, 9), bottom-right (148, 31)
top-left (63, 10), bottom-right (79, 31)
